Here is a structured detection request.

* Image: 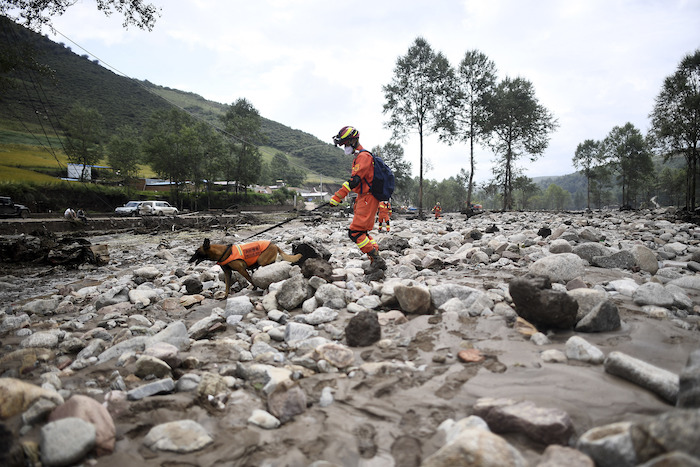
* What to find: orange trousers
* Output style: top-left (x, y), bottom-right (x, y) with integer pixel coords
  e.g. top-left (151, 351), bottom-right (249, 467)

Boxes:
top-left (349, 194), bottom-right (380, 253)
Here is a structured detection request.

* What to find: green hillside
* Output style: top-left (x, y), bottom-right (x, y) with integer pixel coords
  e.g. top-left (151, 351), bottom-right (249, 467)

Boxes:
top-left (0, 15), bottom-right (346, 182)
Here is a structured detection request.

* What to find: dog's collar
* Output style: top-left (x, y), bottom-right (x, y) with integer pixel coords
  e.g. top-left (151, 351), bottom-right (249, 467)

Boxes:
top-left (217, 244), bottom-right (233, 264)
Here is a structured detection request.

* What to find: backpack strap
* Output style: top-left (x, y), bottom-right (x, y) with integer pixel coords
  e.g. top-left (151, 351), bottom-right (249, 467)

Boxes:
top-left (357, 150), bottom-right (374, 194)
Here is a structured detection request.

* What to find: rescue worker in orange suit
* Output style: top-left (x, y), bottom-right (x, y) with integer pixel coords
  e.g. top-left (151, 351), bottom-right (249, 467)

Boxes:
top-left (329, 126), bottom-right (386, 270)
top-left (432, 202), bottom-right (442, 219)
top-left (377, 200), bottom-right (392, 232)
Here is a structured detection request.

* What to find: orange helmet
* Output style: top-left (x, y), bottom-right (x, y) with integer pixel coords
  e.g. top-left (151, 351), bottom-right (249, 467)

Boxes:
top-left (333, 126), bottom-right (359, 146)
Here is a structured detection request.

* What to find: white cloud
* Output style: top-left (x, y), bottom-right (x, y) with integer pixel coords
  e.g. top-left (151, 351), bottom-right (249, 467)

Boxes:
top-left (41, 0), bottom-right (700, 184)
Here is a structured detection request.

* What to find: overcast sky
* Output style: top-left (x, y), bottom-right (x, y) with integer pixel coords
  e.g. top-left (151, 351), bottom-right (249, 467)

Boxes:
top-left (39, 0), bottom-right (700, 184)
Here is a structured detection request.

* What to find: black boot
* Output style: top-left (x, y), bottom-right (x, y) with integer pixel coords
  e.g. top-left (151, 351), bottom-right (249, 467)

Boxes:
top-left (367, 249), bottom-right (386, 270)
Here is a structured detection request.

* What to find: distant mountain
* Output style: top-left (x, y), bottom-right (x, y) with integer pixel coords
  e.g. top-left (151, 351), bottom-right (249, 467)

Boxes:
top-left (0, 16), bottom-right (346, 179)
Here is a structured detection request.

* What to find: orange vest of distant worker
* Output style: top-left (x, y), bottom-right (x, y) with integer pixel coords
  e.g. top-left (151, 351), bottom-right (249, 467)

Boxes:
top-left (217, 240), bottom-right (271, 267)
top-left (377, 201), bottom-right (392, 222)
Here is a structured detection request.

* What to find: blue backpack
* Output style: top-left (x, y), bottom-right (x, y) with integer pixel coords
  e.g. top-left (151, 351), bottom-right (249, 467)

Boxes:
top-left (360, 150), bottom-right (395, 201)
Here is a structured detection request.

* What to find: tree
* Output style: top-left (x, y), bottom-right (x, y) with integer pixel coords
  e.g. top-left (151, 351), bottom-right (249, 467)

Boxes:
top-left (544, 184), bottom-right (571, 210)
top-left (142, 108), bottom-right (195, 205)
top-left (453, 50), bottom-right (497, 208)
top-left (220, 98), bottom-right (266, 193)
top-left (601, 122), bottom-right (653, 208)
top-left (383, 37), bottom-right (457, 217)
top-left (0, 0), bottom-right (160, 31)
top-left (196, 125), bottom-right (227, 210)
top-left (483, 77), bottom-right (558, 211)
top-left (512, 175), bottom-right (540, 210)
top-left (107, 124), bottom-right (141, 182)
top-left (649, 49), bottom-right (700, 210)
top-left (62, 103), bottom-right (104, 181)
top-left (573, 139), bottom-right (603, 209)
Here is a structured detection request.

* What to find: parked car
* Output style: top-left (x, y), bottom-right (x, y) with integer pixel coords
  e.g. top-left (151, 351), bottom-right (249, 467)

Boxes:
top-left (114, 201), bottom-right (143, 216)
top-left (0, 196), bottom-right (30, 218)
top-left (139, 201), bottom-right (179, 216)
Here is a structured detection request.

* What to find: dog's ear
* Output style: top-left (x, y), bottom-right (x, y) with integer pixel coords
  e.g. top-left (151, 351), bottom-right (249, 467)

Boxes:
top-left (203, 238), bottom-right (210, 250)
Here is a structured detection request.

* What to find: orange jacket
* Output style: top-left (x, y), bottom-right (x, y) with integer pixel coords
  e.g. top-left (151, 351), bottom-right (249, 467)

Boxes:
top-left (377, 201), bottom-right (392, 218)
top-left (331, 144), bottom-right (374, 203)
top-left (218, 240), bottom-right (271, 267)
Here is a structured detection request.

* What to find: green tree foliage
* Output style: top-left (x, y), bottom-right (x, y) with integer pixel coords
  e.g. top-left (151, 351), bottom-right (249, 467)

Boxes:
top-left (107, 124), bottom-right (141, 181)
top-left (220, 98), bottom-right (266, 193)
top-left (483, 77), bottom-right (558, 211)
top-left (269, 152), bottom-right (305, 187)
top-left (61, 103), bottom-right (104, 181)
top-left (453, 50), bottom-right (497, 207)
top-left (383, 37), bottom-right (457, 217)
top-left (192, 122), bottom-right (227, 209)
top-left (142, 108), bottom-right (195, 204)
top-left (657, 166), bottom-right (686, 206)
top-left (0, 0), bottom-right (160, 31)
top-left (573, 139), bottom-right (603, 209)
top-left (544, 184), bottom-right (571, 210)
top-left (649, 49), bottom-right (700, 210)
top-left (512, 175), bottom-right (540, 210)
top-left (601, 122), bottom-right (653, 207)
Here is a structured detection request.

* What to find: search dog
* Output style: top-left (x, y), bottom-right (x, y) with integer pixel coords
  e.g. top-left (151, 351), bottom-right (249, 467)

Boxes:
top-left (189, 238), bottom-right (302, 298)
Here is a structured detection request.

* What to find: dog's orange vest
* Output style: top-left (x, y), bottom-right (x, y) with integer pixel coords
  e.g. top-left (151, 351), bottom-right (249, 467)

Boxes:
top-left (217, 240), bottom-right (271, 267)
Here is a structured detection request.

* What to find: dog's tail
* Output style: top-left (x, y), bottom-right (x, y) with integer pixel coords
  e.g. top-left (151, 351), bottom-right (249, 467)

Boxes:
top-left (276, 246), bottom-right (302, 263)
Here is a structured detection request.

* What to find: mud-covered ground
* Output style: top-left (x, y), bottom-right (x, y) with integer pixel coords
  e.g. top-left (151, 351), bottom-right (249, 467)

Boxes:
top-left (1, 210), bottom-right (699, 466)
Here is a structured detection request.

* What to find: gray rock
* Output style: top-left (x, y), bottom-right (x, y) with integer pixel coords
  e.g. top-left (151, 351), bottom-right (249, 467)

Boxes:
top-left (421, 427), bottom-right (526, 467)
top-left (573, 242), bottom-right (611, 263)
top-left (592, 250), bottom-right (636, 270)
top-left (134, 355), bottom-right (172, 379)
top-left (300, 307), bottom-right (338, 325)
top-left (677, 349), bottom-right (700, 408)
top-left (188, 313), bottom-right (225, 340)
top-left (549, 238), bottom-right (573, 253)
top-left (510, 277), bottom-right (579, 330)
top-left (575, 300), bottom-right (621, 333)
top-left (395, 283), bottom-right (432, 314)
top-left (126, 378), bottom-right (175, 400)
top-left (633, 282), bottom-right (675, 308)
top-left (529, 253), bottom-right (585, 282)
top-left (252, 262), bottom-right (292, 289)
top-left (20, 331), bottom-right (59, 349)
top-left (284, 322), bottom-right (317, 343)
top-left (630, 245), bottom-right (659, 274)
top-left (224, 296), bottom-right (254, 317)
top-left (40, 417), bottom-right (96, 467)
top-left (267, 384), bottom-right (307, 424)
top-left (21, 298), bottom-right (59, 316)
top-left (133, 266), bottom-right (161, 280)
top-left (97, 336), bottom-right (149, 363)
top-left (345, 310), bottom-right (381, 347)
top-left (143, 419), bottom-right (213, 452)
top-left (664, 284), bottom-right (693, 310)
top-left (630, 409), bottom-right (700, 463)
top-left (568, 288), bottom-right (608, 321)
top-left (565, 336), bottom-right (605, 364)
top-left (473, 397), bottom-right (574, 445)
top-left (667, 275), bottom-right (700, 291)
top-left (276, 274), bottom-right (312, 310)
top-left (430, 283), bottom-right (484, 309)
top-left (314, 283), bottom-right (347, 309)
top-left (148, 320), bottom-right (190, 351)
top-left (577, 421), bottom-right (636, 467)
top-left (604, 351), bottom-right (679, 403)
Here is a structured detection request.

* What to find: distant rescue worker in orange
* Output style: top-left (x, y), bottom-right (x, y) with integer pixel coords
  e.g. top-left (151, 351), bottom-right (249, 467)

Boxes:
top-left (329, 126), bottom-right (386, 270)
top-left (432, 202), bottom-right (442, 219)
top-left (377, 200), bottom-right (392, 232)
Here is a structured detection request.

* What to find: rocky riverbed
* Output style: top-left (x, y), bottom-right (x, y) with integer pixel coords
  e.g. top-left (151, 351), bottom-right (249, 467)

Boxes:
top-left (1, 209), bottom-right (700, 466)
